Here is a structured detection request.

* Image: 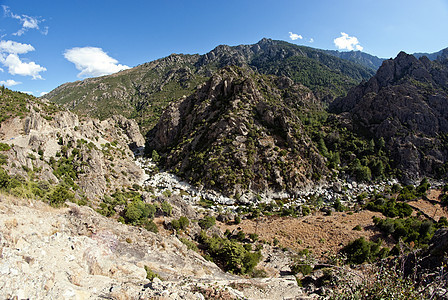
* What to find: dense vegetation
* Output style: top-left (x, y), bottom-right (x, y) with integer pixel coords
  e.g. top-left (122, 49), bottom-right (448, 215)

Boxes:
top-left (300, 110), bottom-right (393, 182)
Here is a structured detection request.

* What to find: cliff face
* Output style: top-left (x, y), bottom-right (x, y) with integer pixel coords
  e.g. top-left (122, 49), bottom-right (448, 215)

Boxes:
top-left (0, 92), bottom-right (146, 202)
top-left (147, 66), bottom-right (328, 196)
top-left (331, 52), bottom-right (448, 180)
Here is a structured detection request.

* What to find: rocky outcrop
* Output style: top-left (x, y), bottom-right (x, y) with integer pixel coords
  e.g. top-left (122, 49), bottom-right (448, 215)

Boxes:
top-left (147, 66), bottom-right (328, 197)
top-left (330, 52), bottom-right (448, 181)
top-left (0, 99), bottom-right (145, 201)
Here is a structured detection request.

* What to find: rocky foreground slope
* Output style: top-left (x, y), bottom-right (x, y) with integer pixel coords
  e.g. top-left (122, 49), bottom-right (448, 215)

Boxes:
top-left (0, 195), bottom-right (311, 299)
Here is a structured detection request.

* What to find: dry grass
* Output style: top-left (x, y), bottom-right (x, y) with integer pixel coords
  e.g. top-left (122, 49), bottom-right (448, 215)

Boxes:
top-left (408, 190), bottom-right (448, 222)
top-left (219, 210), bottom-right (386, 259)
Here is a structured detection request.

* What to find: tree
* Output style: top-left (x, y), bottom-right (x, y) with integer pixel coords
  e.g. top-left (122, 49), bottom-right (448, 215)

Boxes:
top-left (151, 150), bottom-right (160, 163)
top-left (48, 185), bottom-right (74, 207)
top-left (199, 215), bottom-right (216, 230)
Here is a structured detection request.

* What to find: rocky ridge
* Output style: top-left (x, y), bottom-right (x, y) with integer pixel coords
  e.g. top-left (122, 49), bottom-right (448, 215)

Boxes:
top-left (331, 51), bottom-right (448, 181)
top-left (146, 66), bottom-right (328, 197)
top-left (0, 95), bottom-right (146, 202)
top-left (44, 38), bottom-right (375, 132)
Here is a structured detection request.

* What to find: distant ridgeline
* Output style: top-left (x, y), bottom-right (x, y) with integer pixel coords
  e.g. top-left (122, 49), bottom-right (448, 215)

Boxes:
top-left (44, 38), bottom-right (376, 133)
top-left (42, 40), bottom-right (448, 196)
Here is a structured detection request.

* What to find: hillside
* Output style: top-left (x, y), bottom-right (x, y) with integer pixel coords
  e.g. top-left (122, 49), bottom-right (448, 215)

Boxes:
top-left (331, 51), bottom-right (448, 181)
top-left (323, 49), bottom-right (385, 70)
top-left (2, 53), bottom-right (448, 300)
top-left (146, 66), bottom-right (328, 196)
top-left (0, 87), bottom-right (145, 204)
top-left (44, 39), bottom-right (375, 133)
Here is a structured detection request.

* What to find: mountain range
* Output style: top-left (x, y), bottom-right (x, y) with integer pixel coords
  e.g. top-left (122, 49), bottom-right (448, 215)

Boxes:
top-left (44, 39), bottom-right (376, 133)
top-left (1, 38), bottom-right (448, 299)
top-left (40, 39), bottom-right (448, 196)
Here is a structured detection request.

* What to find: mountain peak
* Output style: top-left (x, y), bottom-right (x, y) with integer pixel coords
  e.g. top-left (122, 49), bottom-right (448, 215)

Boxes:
top-left (330, 51), bottom-right (448, 180)
top-left (257, 37), bottom-right (274, 45)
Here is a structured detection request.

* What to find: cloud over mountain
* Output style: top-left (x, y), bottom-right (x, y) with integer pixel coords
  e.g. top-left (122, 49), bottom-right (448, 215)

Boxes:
top-left (0, 79), bottom-right (21, 86)
top-left (289, 32), bottom-right (303, 41)
top-left (334, 32), bottom-right (363, 51)
top-left (64, 47), bottom-right (130, 78)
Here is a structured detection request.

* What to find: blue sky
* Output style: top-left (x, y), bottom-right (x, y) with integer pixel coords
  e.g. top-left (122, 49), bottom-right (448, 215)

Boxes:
top-left (1, 0), bottom-right (447, 97)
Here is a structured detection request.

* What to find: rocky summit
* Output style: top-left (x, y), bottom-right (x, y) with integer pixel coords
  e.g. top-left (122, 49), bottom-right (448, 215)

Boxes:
top-left (147, 66), bottom-right (327, 197)
top-left (331, 51), bottom-right (448, 181)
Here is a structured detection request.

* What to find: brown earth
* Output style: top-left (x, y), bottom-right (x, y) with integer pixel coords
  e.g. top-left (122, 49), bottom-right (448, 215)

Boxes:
top-left (409, 190), bottom-right (448, 221)
top-left (219, 210), bottom-right (386, 259)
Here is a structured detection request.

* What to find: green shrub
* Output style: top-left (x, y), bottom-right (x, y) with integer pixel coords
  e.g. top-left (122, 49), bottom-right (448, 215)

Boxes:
top-left (234, 215), bottom-right (241, 224)
top-left (124, 201), bottom-right (156, 225)
top-left (160, 200), bottom-right (172, 216)
top-left (341, 237), bottom-right (387, 264)
top-left (48, 184), bottom-right (74, 207)
top-left (125, 204), bottom-right (142, 223)
top-left (171, 219), bottom-right (180, 231)
top-left (179, 237), bottom-right (198, 251)
top-left (373, 216), bottom-right (436, 247)
top-left (178, 216), bottom-right (189, 229)
top-left (144, 266), bottom-right (162, 281)
top-left (198, 215), bottom-right (216, 230)
top-left (353, 225), bottom-right (362, 231)
top-left (301, 205), bottom-right (311, 216)
top-left (236, 230), bottom-right (245, 242)
top-left (0, 143), bottom-right (11, 151)
top-left (0, 153), bottom-right (8, 165)
top-left (333, 199), bottom-right (345, 212)
top-left (0, 167), bottom-right (10, 188)
top-left (273, 237), bottom-right (280, 246)
top-left (249, 233), bottom-right (259, 242)
top-left (144, 220), bottom-right (159, 233)
top-left (198, 231), bottom-right (262, 275)
top-left (365, 198), bottom-right (413, 218)
top-left (151, 150), bottom-right (160, 163)
top-left (291, 263), bottom-right (313, 276)
top-left (171, 217), bottom-right (190, 231)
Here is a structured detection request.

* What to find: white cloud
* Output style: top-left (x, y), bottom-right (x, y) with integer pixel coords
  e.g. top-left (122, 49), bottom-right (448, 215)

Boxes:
top-left (0, 40), bottom-right (46, 79)
top-left (0, 53), bottom-right (46, 79)
top-left (39, 91), bottom-right (48, 96)
top-left (64, 47), bottom-right (130, 78)
top-left (309, 38), bottom-right (314, 43)
top-left (289, 32), bottom-right (303, 41)
top-left (2, 5), bottom-right (46, 36)
top-left (41, 26), bottom-right (49, 36)
top-left (0, 40), bottom-right (35, 54)
top-left (0, 79), bottom-right (21, 86)
top-left (334, 32), bottom-right (363, 51)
